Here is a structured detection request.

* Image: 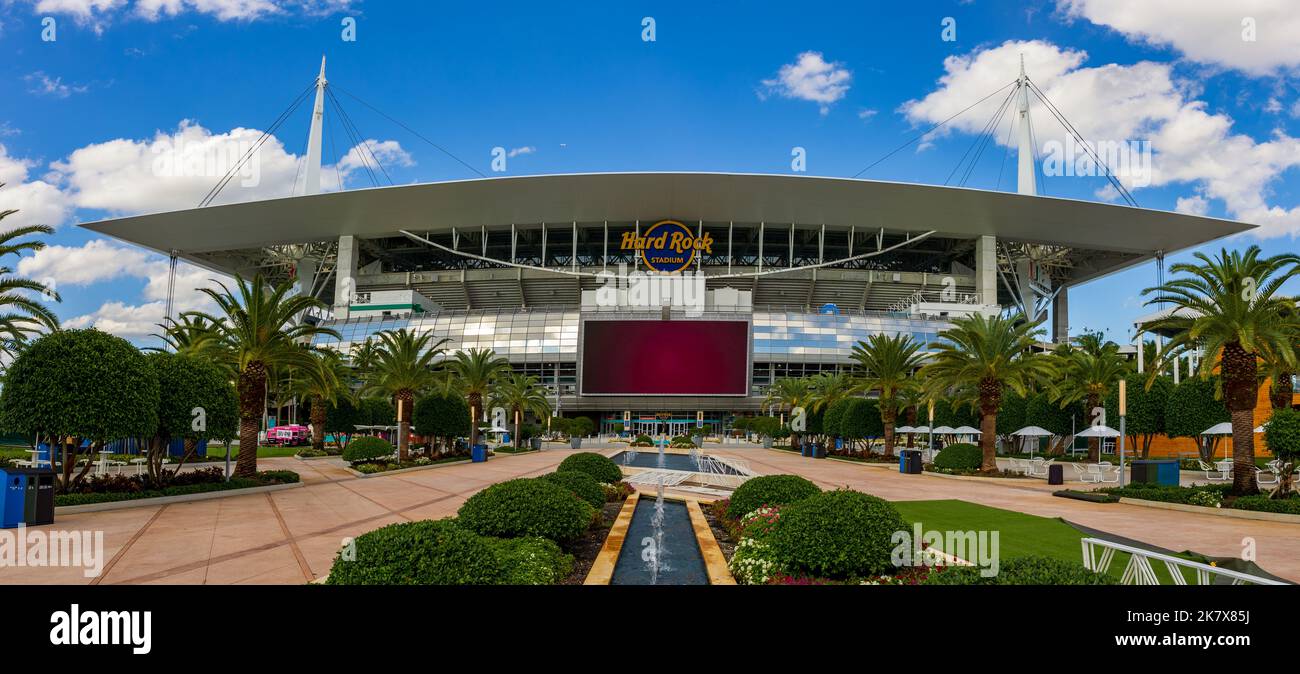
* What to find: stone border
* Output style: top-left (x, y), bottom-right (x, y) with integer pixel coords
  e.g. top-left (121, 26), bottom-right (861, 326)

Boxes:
top-left (293, 453), bottom-right (338, 461)
top-left (1117, 497), bottom-right (1300, 524)
top-left (55, 481), bottom-right (305, 515)
top-left (345, 459), bottom-right (472, 478)
top-left (584, 495), bottom-right (638, 585)
top-left (686, 500), bottom-right (736, 585)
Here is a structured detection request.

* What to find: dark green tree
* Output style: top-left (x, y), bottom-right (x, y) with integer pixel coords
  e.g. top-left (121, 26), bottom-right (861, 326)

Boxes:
top-left (1165, 377), bottom-right (1230, 461)
top-left (145, 351), bottom-right (237, 481)
top-left (1263, 407), bottom-right (1300, 497)
top-left (413, 394), bottom-right (471, 454)
top-left (1103, 374), bottom-right (1174, 459)
top-left (0, 329), bottom-right (159, 492)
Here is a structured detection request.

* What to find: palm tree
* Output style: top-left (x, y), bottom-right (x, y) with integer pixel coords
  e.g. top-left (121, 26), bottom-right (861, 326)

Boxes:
top-left (921, 313), bottom-right (1054, 471)
top-left (444, 348), bottom-right (511, 450)
top-left (807, 372), bottom-right (855, 413)
top-left (1050, 334), bottom-right (1130, 462)
top-left (184, 274), bottom-right (338, 477)
top-left (491, 373), bottom-right (551, 448)
top-left (0, 206), bottom-right (60, 353)
top-left (852, 333), bottom-right (927, 457)
top-left (151, 315), bottom-right (227, 361)
top-left (349, 338), bottom-right (381, 380)
top-left (360, 329), bottom-right (450, 461)
top-left (288, 349), bottom-right (353, 450)
top-left (1142, 246), bottom-right (1300, 494)
top-left (764, 377), bottom-right (813, 419)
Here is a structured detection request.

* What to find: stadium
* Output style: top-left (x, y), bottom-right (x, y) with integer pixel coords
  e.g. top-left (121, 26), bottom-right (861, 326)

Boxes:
top-left (80, 62), bottom-right (1252, 436)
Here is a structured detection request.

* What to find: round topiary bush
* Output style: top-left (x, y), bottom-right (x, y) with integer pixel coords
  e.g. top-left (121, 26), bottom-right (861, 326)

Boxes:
top-left (342, 436), bottom-right (395, 464)
top-left (540, 470), bottom-right (606, 509)
top-left (932, 443), bottom-right (983, 471)
top-left (556, 452), bottom-right (622, 483)
top-left (768, 489), bottom-right (906, 579)
top-left (727, 474), bottom-right (821, 519)
top-left (457, 478), bottom-right (594, 542)
top-left (923, 555), bottom-right (1115, 585)
top-left (326, 519), bottom-right (502, 585)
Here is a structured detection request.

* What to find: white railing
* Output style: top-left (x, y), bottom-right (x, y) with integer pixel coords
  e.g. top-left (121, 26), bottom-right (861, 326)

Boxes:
top-left (1080, 537), bottom-right (1287, 585)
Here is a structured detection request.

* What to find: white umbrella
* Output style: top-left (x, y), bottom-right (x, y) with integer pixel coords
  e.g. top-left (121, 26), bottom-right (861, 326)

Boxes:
top-left (895, 426), bottom-right (915, 433)
top-left (1075, 425), bottom-right (1121, 438)
top-left (931, 425), bottom-right (956, 435)
top-left (953, 425), bottom-right (981, 435)
top-left (1010, 425), bottom-right (1054, 457)
top-left (1200, 422), bottom-right (1233, 436)
top-left (911, 425), bottom-right (931, 433)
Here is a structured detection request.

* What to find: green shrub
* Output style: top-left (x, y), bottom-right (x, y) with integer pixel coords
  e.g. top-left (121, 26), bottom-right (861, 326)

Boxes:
top-left (932, 443), bottom-right (982, 471)
top-left (632, 434), bottom-right (654, 446)
top-left (540, 470), bottom-right (606, 509)
top-left (326, 519), bottom-right (503, 585)
top-left (489, 536), bottom-right (574, 584)
top-left (1230, 495), bottom-right (1300, 515)
top-left (556, 452), bottom-right (622, 483)
top-left (457, 478), bottom-right (594, 542)
top-left (767, 489), bottom-right (906, 579)
top-left (1099, 483), bottom-right (1229, 505)
top-left (727, 474), bottom-right (821, 519)
top-left (923, 555), bottom-right (1115, 585)
top-left (342, 436), bottom-right (395, 464)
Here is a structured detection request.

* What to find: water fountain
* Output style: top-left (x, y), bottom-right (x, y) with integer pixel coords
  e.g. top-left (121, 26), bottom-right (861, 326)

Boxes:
top-left (642, 477), bottom-right (667, 584)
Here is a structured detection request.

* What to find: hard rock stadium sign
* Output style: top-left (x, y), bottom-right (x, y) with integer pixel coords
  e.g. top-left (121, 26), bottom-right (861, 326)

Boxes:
top-left (619, 220), bottom-right (713, 274)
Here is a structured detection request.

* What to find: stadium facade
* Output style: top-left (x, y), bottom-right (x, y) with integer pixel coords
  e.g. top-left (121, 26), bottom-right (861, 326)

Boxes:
top-left (81, 62), bottom-right (1253, 435)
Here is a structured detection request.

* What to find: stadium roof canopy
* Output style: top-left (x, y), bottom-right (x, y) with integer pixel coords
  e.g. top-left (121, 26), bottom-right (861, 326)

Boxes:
top-left (81, 171), bottom-right (1252, 285)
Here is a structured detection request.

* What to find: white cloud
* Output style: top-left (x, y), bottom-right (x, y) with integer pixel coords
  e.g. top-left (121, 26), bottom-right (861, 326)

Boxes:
top-left (506, 146), bottom-right (535, 158)
top-left (29, 0), bottom-right (355, 28)
top-left (24, 239), bottom-right (227, 337)
top-left (1058, 0), bottom-right (1300, 76)
top-left (336, 138), bottom-right (415, 176)
top-left (857, 108), bottom-right (878, 122)
top-left (1176, 195), bottom-right (1211, 216)
top-left (48, 120), bottom-right (409, 216)
top-left (760, 51), bottom-right (852, 114)
top-left (24, 71), bottom-right (88, 98)
top-left (0, 144), bottom-right (73, 229)
top-left (902, 39), bottom-right (1300, 237)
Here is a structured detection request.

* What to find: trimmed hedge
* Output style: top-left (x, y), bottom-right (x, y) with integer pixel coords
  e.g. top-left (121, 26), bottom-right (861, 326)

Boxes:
top-left (1099, 483), bottom-right (1230, 506)
top-left (489, 536), bottom-right (575, 584)
top-left (457, 478), bottom-right (595, 543)
top-left (343, 436), bottom-right (395, 464)
top-left (923, 555), bottom-right (1115, 585)
top-left (326, 519), bottom-right (503, 585)
top-left (932, 443), bottom-right (982, 471)
top-left (767, 489), bottom-right (905, 579)
top-left (54, 470), bottom-right (299, 507)
top-left (540, 471), bottom-right (606, 509)
top-left (727, 474), bottom-right (821, 519)
top-left (556, 452), bottom-right (622, 483)
top-left (1230, 495), bottom-right (1300, 515)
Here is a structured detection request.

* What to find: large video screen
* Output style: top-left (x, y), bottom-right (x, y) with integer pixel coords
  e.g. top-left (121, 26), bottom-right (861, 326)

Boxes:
top-left (581, 320), bottom-right (750, 396)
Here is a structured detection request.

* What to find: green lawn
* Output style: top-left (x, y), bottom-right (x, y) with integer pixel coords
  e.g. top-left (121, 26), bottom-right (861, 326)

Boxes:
top-left (892, 499), bottom-right (1199, 584)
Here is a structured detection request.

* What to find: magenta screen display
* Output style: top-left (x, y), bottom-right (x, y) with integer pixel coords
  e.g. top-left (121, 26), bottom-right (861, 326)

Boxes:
top-left (581, 320), bottom-right (749, 395)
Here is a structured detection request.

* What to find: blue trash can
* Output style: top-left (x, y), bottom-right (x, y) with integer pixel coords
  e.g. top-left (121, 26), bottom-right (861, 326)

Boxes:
top-left (1, 469), bottom-right (27, 529)
top-left (471, 444), bottom-right (488, 463)
top-left (1131, 459), bottom-right (1179, 486)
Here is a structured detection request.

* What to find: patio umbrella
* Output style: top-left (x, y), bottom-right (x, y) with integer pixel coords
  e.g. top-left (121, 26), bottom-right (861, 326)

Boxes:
top-left (910, 425), bottom-right (930, 433)
top-left (1010, 425), bottom-right (1054, 457)
top-left (895, 426), bottom-right (915, 433)
top-left (1201, 422), bottom-right (1234, 460)
top-left (931, 425), bottom-right (956, 435)
top-left (1075, 425), bottom-right (1121, 438)
top-left (952, 425), bottom-right (981, 435)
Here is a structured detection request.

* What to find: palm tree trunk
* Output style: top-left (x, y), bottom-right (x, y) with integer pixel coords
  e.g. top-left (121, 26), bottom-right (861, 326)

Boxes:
top-left (881, 405), bottom-right (897, 458)
top-left (468, 393), bottom-right (482, 450)
top-left (514, 409), bottom-right (522, 449)
top-left (310, 397), bottom-right (326, 450)
top-left (235, 363), bottom-right (267, 478)
top-left (978, 377), bottom-right (1002, 472)
top-left (1222, 342), bottom-right (1259, 494)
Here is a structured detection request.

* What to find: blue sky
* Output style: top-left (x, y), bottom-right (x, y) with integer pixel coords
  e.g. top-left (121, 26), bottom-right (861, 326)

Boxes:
top-left (2, 0), bottom-right (1299, 344)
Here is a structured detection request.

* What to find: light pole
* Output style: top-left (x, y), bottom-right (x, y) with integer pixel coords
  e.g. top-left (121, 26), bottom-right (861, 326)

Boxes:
top-left (1118, 379), bottom-right (1128, 487)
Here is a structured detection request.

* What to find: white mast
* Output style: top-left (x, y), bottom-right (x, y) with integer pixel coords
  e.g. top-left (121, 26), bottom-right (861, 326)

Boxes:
top-left (302, 55), bottom-right (327, 196)
top-left (1015, 54), bottom-right (1037, 196)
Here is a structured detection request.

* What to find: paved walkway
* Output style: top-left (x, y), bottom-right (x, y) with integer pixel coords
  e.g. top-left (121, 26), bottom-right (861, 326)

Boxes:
top-left (4, 442), bottom-right (1297, 584)
top-left (0, 448), bottom-right (595, 585)
top-left (711, 447), bottom-right (1300, 582)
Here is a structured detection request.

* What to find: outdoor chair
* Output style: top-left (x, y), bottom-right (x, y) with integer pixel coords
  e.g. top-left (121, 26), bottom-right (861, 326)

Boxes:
top-left (1027, 458), bottom-right (1054, 478)
top-left (1198, 460), bottom-right (1230, 482)
top-left (1255, 465), bottom-right (1280, 487)
top-left (1090, 463), bottom-right (1120, 484)
top-left (1071, 462), bottom-right (1097, 483)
